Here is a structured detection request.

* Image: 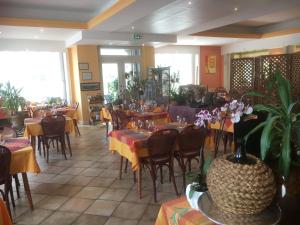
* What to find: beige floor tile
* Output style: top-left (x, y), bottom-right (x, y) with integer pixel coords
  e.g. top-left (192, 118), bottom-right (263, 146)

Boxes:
top-left (59, 198), bottom-right (94, 213)
top-left (11, 206), bottom-right (29, 220)
top-left (31, 183), bottom-right (63, 194)
top-left (85, 200), bottom-right (119, 216)
top-left (138, 220), bottom-right (155, 225)
top-left (104, 217), bottom-right (138, 225)
top-left (72, 214), bottom-right (108, 225)
top-left (72, 160), bottom-right (95, 168)
top-left (111, 178), bottom-right (135, 189)
top-left (41, 211), bottom-right (80, 225)
top-left (55, 184), bottom-right (83, 197)
top-left (15, 208), bottom-right (53, 225)
top-left (150, 192), bottom-right (180, 205)
top-left (124, 190), bottom-right (153, 204)
top-left (15, 193), bottom-right (47, 207)
top-left (141, 204), bottom-right (161, 221)
top-left (112, 202), bottom-right (147, 220)
top-left (87, 177), bottom-right (115, 187)
top-left (43, 166), bottom-right (66, 174)
top-left (68, 175), bottom-right (93, 186)
top-left (80, 168), bottom-right (103, 177)
top-left (36, 195), bottom-right (69, 210)
top-left (60, 167), bottom-right (85, 175)
top-left (99, 188), bottom-right (129, 201)
top-left (47, 174), bottom-right (74, 184)
top-left (75, 187), bottom-right (106, 199)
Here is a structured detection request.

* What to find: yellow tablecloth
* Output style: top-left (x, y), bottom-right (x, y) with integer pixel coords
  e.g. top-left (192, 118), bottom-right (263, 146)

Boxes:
top-left (209, 120), bottom-right (234, 133)
top-left (155, 197), bottom-right (215, 225)
top-left (24, 117), bottom-right (75, 137)
top-left (0, 199), bottom-right (12, 225)
top-left (52, 107), bottom-right (77, 120)
top-left (109, 137), bottom-right (148, 171)
top-left (10, 145), bottom-right (41, 175)
top-left (100, 108), bottom-right (112, 121)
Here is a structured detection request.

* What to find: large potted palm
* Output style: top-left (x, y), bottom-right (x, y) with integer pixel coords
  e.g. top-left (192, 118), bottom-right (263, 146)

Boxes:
top-left (246, 70), bottom-right (300, 223)
top-left (0, 82), bottom-right (26, 128)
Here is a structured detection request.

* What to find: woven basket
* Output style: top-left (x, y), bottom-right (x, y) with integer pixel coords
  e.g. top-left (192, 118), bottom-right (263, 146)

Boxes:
top-left (207, 153), bottom-right (276, 215)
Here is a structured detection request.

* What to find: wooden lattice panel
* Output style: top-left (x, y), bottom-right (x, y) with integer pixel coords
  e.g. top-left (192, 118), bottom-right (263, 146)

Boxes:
top-left (291, 53), bottom-right (300, 100)
top-left (230, 58), bottom-right (255, 97)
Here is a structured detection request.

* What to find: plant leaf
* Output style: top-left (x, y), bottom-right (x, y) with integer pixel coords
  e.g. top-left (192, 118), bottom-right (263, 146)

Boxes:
top-left (244, 91), bottom-right (265, 98)
top-left (260, 115), bottom-right (280, 160)
top-left (253, 104), bottom-right (280, 115)
top-left (279, 124), bottom-right (291, 178)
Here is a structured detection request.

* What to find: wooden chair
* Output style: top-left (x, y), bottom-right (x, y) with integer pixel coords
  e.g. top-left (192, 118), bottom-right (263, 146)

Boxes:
top-left (41, 115), bottom-right (67, 163)
top-left (108, 109), bottom-right (119, 131)
top-left (72, 102), bottom-right (80, 136)
top-left (115, 109), bottom-right (130, 129)
top-left (176, 125), bottom-right (207, 189)
top-left (0, 145), bottom-right (14, 219)
top-left (139, 129), bottom-right (179, 202)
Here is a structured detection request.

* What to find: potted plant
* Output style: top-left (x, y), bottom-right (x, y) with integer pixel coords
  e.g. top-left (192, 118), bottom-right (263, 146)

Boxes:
top-left (0, 82), bottom-right (26, 128)
top-left (245, 70), bottom-right (300, 223)
top-left (170, 88), bottom-right (187, 105)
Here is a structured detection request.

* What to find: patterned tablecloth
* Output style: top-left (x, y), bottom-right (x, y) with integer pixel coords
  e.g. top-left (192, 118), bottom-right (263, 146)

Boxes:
top-left (155, 197), bottom-right (215, 225)
top-left (100, 108), bottom-right (112, 121)
top-left (23, 116), bottom-right (75, 137)
top-left (4, 138), bottom-right (40, 174)
top-left (209, 118), bottom-right (234, 133)
top-left (131, 112), bottom-right (170, 125)
top-left (0, 199), bottom-right (12, 225)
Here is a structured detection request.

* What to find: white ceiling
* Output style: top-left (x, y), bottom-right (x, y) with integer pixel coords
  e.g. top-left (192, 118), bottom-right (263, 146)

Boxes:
top-left (0, 0), bottom-right (117, 21)
top-left (0, 0), bottom-right (300, 47)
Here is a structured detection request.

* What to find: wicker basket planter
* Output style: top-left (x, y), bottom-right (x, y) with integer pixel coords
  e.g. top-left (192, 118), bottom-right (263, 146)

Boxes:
top-left (207, 153), bottom-right (276, 215)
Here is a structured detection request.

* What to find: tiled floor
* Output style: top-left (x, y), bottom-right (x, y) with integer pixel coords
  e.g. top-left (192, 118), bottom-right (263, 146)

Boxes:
top-left (9, 125), bottom-right (196, 225)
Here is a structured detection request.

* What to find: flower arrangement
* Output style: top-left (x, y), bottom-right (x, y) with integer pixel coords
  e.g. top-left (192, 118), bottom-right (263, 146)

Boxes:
top-left (194, 99), bottom-right (253, 127)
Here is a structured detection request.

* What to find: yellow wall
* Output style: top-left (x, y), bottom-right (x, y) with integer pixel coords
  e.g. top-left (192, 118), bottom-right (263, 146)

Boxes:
top-left (67, 45), bottom-right (103, 124)
top-left (141, 46), bottom-right (155, 79)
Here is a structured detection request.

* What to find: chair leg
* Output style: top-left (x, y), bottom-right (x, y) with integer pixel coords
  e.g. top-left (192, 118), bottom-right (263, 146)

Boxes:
top-left (9, 188), bottom-right (15, 208)
top-left (150, 166), bottom-right (157, 202)
top-left (4, 189), bottom-right (12, 219)
top-left (73, 119), bottom-right (81, 136)
top-left (65, 133), bottom-right (72, 156)
top-left (170, 161), bottom-right (179, 197)
top-left (124, 159), bottom-right (128, 173)
top-left (159, 166), bottom-right (163, 184)
top-left (13, 174), bottom-right (21, 198)
top-left (22, 173), bottom-right (34, 210)
top-left (119, 156), bottom-right (123, 180)
top-left (61, 137), bottom-right (67, 160)
top-left (180, 158), bottom-right (187, 190)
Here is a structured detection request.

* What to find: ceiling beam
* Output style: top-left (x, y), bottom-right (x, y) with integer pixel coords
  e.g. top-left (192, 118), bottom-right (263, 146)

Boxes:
top-left (192, 31), bottom-right (261, 39)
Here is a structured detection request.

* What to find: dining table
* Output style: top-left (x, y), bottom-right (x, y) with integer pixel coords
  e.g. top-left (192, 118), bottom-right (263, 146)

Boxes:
top-left (4, 138), bottom-right (40, 210)
top-left (0, 199), bottom-right (12, 225)
top-left (130, 111), bottom-right (170, 125)
top-left (51, 107), bottom-right (77, 120)
top-left (155, 196), bottom-right (215, 225)
top-left (23, 116), bottom-right (75, 153)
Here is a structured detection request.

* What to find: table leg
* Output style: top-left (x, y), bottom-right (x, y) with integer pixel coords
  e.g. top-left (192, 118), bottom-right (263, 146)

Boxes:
top-left (21, 173), bottom-right (33, 210)
top-left (65, 133), bottom-right (72, 156)
top-left (138, 166), bottom-right (142, 199)
top-left (30, 136), bottom-right (36, 155)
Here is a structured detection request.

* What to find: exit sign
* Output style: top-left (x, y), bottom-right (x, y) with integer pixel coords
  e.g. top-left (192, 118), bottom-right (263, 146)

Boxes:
top-left (133, 33), bottom-right (143, 40)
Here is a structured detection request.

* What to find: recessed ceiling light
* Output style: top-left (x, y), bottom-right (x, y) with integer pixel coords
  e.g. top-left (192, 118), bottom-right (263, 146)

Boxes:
top-left (131, 26), bottom-right (135, 30)
top-left (109, 42), bottom-right (113, 45)
top-left (34, 35), bottom-right (39, 39)
top-left (234, 7), bottom-right (238, 11)
top-left (142, 43), bottom-right (145, 46)
top-left (188, 1), bottom-right (192, 5)
top-left (40, 28), bottom-right (44, 32)
top-left (0, 31), bottom-right (2, 34)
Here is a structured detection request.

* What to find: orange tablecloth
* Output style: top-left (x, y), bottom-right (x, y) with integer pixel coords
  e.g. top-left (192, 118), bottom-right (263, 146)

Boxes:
top-left (23, 116), bottom-right (74, 137)
top-left (209, 118), bottom-right (234, 133)
top-left (131, 112), bottom-right (170, 125)
top-left (0, 199), bottom-right (12, 225)
top-left (155, 197), bottom-right (215, 225)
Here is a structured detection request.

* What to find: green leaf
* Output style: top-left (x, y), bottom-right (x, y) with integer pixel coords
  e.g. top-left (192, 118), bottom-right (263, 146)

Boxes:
top-left (275, 71), bottom-right (292, 112)
top-left (244, 121), bottom-right (267, 143)
top-left (288, 102), bottom-right (298, 114)
top-left (253, 104), bottom-right (280, 115)
top-left (260, 115), bottom-right (280, 160)
top-left (279, 124), bottom-right (291, 178)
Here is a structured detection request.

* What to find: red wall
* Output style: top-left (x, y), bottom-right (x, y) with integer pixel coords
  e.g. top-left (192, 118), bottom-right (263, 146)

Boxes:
top-left (200, 46), bottom-right (223, 90)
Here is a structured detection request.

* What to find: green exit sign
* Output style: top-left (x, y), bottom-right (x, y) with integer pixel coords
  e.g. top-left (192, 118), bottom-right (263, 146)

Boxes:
top-left (133, 33), bottom-right (143, 40)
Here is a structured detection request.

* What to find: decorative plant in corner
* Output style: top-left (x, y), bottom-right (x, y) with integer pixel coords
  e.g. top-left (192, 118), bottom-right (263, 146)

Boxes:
top-left (245, 70), bottom-right (300, 181)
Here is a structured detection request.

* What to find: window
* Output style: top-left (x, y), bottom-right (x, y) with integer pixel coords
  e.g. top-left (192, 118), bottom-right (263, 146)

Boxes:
top-left (100, 48), bottom-right (141, 56)
top-left (155, 46), bottom-right (199, 86)
top-left (0, 51), bottom-right (67, 102)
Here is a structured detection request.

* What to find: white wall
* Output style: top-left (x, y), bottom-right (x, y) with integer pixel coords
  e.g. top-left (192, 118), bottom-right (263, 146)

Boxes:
top-left (222, 33), bottom-right (300, 55)
top-left (0, 39), bottom-right (65, 52)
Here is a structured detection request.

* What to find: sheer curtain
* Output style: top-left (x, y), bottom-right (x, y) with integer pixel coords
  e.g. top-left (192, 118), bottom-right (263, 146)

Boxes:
top-left (155, 46), bottom-right (199, 86)
top-left (0, 51), bottom-right (66, 102)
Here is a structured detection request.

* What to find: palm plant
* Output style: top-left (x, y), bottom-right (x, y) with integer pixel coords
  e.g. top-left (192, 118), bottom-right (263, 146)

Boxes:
top-left (245, 70), bottom-right (300, 178)
top-left (0, 82), bottom-right (26, 115)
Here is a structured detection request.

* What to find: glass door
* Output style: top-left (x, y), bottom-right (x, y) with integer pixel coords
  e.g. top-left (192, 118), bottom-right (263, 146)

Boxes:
top-left (102, 63), bottom-right (119, 103)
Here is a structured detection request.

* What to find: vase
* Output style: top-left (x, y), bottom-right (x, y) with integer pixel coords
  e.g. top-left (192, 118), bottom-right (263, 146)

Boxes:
top-left (206, 139), bottom-right (276, 215)
top-left (186, 183), bottom-right (206, 210)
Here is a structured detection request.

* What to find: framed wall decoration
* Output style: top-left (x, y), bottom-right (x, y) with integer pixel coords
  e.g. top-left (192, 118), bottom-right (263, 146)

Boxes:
top-left (79, 63), bottom-right (89, 70)
top-left (82, 72), bottom-right (92, 80)
top-left (205, 55), bottom-right (217, 74)
top-left (80, 82), bottom-right (100, 91)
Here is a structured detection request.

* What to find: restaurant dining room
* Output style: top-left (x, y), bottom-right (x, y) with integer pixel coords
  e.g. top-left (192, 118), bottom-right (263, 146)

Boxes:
top-left (1, 0), bottom-right (300, 225)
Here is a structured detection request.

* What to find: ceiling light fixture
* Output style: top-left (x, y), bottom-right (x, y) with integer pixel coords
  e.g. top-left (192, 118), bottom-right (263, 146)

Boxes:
top-left (234, 7), bottom-right (238, 11)
top-left (142, 43), bottom-right (145, 46)
top-left (131, 26), bottom-right (135, 30)
top-left (40, 28), bottom-right (44, 32)
top-left (188, 1), bottom-right (192, 5)
top-left (0, 31), bottom-right (2, 34)
top-left (109, 42), bottom-right (113, 45)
